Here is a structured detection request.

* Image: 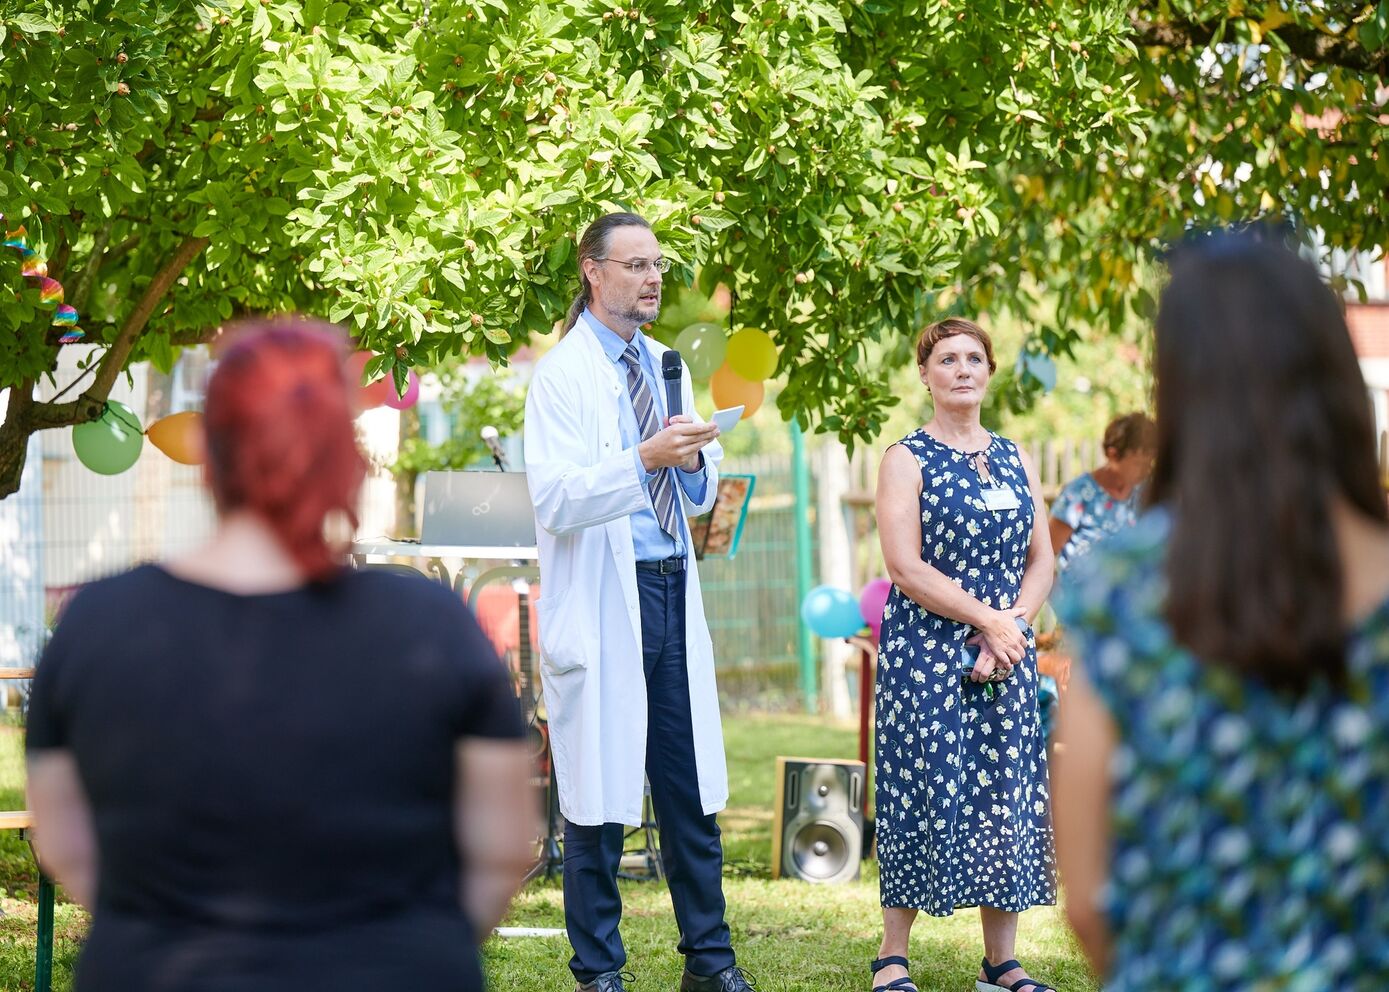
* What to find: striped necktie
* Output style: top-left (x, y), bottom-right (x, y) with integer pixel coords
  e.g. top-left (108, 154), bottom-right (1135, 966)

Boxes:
top-left (620, 342), bottom-right (682, 543)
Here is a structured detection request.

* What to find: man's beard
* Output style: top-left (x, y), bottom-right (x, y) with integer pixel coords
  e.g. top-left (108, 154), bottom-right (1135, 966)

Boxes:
top-left (618, 295), bottom-right (661, 325)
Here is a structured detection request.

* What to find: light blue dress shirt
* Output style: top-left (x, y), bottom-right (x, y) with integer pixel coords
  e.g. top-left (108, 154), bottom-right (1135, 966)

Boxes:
top-left (584, 310), bottom-right (708, 561)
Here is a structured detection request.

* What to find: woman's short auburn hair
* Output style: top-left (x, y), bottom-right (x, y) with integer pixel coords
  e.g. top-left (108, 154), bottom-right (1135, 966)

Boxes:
top-left (916, 317), bottom-right (997, 374)
top-left (1102, 412), bottom-right (1157, 458)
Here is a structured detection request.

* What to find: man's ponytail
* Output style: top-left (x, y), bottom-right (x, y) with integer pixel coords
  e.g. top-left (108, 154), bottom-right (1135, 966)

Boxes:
top-left (562, 286), bottom-right (589, 337)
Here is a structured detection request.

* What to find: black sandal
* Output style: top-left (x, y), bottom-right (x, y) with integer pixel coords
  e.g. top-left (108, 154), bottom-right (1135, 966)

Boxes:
top-left (976, 958), bottom-right (1055, 992)
top-left (871, 956), bottom-right (919, 992)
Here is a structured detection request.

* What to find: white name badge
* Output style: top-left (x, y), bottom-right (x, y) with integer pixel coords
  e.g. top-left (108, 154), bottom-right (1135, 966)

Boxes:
top-left (981, 486), bottom-right (1021, 512)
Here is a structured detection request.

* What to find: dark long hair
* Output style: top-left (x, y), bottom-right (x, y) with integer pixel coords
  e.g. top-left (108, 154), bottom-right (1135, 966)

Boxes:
top-left (1148, 231), bottom-right (1386, 692)
top-left (562, 212), bottom-right (650, 334)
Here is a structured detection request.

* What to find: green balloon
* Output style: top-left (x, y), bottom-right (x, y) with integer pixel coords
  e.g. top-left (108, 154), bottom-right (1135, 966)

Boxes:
top-left (72, 400), bottom-right (144, 475)
top-left (674, 321), bottom-right (727, 379)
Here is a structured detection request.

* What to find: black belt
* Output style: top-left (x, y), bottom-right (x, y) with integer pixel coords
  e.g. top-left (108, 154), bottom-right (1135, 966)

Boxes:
top-left (635, 555), bottom-right (686, 574)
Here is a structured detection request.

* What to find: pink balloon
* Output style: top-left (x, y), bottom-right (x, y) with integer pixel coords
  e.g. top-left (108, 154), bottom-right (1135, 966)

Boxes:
top-left (859, 578), bottom-right (893, 641)
top-left (383, 369), bottom-right (420, 410)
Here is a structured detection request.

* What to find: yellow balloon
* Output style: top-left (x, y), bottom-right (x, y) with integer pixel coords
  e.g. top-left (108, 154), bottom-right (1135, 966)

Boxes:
top-left (725, 327), bottom-right (778, 381)
top-left (711, 364), bottom-right (764, 419)
top-left (147, 411), bottom-right (205, 465)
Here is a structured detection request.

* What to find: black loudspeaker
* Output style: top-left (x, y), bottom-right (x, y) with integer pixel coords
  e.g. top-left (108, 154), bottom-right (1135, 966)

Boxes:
top-left (771, 757), bottom-right (864, 884)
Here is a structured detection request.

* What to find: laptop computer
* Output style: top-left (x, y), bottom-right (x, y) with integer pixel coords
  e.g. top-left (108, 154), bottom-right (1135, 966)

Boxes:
top-left (419, 471), bottom-right (538, 548)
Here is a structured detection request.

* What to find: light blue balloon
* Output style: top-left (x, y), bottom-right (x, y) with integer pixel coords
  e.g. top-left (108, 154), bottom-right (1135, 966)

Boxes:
top-left (1016, 349), bottom-right (1057, 393)
top-left (800, 585), bottom-right (865, 639)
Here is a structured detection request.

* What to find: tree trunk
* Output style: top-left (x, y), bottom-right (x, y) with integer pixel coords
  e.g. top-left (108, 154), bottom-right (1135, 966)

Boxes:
top-left (0, 383), bottom-right (38, 500)
top-left (0, 417), bottom-right (31, 500)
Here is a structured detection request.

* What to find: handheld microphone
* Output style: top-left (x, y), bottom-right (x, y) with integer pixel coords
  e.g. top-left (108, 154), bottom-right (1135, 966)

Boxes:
top-left (480, 425), bottom-right (507, 471)
top-left (662, 350), bottom-right (683, 424)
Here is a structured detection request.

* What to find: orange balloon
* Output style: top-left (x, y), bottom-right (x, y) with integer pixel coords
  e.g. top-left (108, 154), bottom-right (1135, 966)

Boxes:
top-left (710, 363), bottom-right (764, 419)
top-left (347, 351), bottom-right (394, 410)
top-left (147, 411), bottom-right (205, 465)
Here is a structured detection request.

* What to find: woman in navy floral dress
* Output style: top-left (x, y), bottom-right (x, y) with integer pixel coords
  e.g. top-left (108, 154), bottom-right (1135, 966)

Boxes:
top-left (871, 319), bottom-right (1057, 992)
top-left (1054, 233), bottom-right (1389, 990)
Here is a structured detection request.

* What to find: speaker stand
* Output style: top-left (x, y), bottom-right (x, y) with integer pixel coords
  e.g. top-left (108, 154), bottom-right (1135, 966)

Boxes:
top-left (523, 735), bottom-right (565, 883)
top-left (617, 786), bottom-right (663, 882)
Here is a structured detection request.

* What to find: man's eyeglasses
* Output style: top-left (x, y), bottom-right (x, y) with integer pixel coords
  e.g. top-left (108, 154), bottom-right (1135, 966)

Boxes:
top-left (594, 256), bottom-right (672, 275)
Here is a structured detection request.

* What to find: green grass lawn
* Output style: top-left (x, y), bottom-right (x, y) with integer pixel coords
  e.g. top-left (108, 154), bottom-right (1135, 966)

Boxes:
top-left (0, 713), bottom-right (1095, 992)
top-left (485, 714), bottom-right (1095, 992)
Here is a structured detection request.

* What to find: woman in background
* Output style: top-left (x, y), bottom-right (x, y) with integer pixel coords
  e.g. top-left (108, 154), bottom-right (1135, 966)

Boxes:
top-left (1055, 232), bottom-right (1389, 989)
top-left (1048, 413), bottom-right (1154, 571)
top-left (26, 318), bottom-right (536, 991)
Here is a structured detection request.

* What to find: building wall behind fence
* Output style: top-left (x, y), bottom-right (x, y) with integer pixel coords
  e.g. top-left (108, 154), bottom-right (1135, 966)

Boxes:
top-left (0, 433), bottom-right (45, 671)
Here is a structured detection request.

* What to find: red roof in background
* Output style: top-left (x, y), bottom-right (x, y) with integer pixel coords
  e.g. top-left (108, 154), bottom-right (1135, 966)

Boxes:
top-left (1349, 302), bottom-right (1389, 359)
top-left (1301, 86), bottom-right (1389, 135)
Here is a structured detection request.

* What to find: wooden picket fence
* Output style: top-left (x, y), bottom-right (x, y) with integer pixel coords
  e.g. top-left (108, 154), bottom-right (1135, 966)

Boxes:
top-left (1021, 438), bottom-right (1107, 502)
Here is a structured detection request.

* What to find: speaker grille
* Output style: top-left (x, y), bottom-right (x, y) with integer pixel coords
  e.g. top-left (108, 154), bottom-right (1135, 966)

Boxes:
top-left (789, 819), bottom-right (853, 882)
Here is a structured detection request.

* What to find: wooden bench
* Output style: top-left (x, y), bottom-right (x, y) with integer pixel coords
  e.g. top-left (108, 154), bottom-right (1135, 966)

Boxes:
top-left (2, 668), bottom-right (54, 992)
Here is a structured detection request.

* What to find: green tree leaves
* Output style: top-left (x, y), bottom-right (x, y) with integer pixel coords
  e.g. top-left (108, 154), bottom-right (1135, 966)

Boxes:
top-left (1, 0), bottom-right (1382, 482)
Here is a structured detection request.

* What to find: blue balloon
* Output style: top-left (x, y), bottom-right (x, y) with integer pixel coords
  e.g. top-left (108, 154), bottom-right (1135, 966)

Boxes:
top-left (1016, 349), bottom-right (1057, 393)
top-left (800, 585), bottom-right (866, 639)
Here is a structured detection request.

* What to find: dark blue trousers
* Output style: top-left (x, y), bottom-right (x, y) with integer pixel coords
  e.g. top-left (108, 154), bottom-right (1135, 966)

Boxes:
top-left (563, 568), bottom-right (736, 983)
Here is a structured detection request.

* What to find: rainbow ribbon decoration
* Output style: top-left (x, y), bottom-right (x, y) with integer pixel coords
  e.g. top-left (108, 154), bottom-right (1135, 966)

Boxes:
top-left (1, 214), bottom-right (85, 343)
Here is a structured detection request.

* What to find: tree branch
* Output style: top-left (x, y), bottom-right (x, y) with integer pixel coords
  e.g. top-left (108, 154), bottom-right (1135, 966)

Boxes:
top-left (84, 235), bottom-right (210, 401)
top-left (24, 392), bottom-right (103, 430)
top-left (102, 232), bottom-right (142, 266)
top-left (68, 222), bottom-right (113, 313)
top-left (1130, 9), bottom-right (1389, 81)
top-left (135, 104), bottom-right (229, 162)
top-left (169, 323), bottom-right (228, 347)
top-left (48, 222), bottom-right (72, 282)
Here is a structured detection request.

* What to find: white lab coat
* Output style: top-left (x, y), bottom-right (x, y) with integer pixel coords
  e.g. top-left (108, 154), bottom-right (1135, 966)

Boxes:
top-left (523, 314), bottom-right (728, 827)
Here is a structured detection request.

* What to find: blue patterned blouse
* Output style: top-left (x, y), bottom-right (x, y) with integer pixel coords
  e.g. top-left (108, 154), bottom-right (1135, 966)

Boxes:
top-left (1054, 508), bottom-right (1389, 991)
top-left (1051, 472), bottom-right (1142, 570)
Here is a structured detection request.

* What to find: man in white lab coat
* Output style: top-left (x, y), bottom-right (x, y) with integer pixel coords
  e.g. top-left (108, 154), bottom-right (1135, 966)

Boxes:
top-left (524, 213), bottom-right (752, 992)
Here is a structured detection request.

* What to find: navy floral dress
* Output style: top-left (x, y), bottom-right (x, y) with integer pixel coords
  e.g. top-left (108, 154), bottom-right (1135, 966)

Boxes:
top-left (875, 429), bottom-right (1056, 914)
top-left (1055, 508), bottom-right (1389, 990)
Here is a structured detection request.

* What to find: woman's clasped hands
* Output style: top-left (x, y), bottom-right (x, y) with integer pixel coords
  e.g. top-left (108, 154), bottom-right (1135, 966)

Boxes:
top-left (966, 607), bottom-right (1029, 683)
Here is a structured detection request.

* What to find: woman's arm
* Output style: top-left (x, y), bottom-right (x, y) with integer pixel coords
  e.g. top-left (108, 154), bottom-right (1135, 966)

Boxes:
top-left (1053, 669), bottom-right (1115, 975)
top-left (1048, 518), bottom-right (1074, 568)
top-left (1013, 447), bottom-right (1056, 620)
top-left (26, 750), bottom-right (97, 910)
top-left (453, 737), bottom-right (539, 941)
top-left (876, 444), bottom-right (1027, 663)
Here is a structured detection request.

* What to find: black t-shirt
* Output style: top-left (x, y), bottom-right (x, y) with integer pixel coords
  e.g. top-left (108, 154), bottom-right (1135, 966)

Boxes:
top-left (27, 564), bottom-right (523, 992)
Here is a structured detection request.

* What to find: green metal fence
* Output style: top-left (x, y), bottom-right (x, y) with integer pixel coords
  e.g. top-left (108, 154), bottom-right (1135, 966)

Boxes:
top-left (699, 452), bottom-right (812, 707)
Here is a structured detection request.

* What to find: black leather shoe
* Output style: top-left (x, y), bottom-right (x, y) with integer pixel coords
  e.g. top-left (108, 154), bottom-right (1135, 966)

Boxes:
top-left (680, 966), bottom-right (758, 992)
top-left (577, 971), bottom-right (634, 992)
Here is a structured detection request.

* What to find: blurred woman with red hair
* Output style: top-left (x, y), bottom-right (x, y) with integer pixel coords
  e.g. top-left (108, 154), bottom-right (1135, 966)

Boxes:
top-left (25, 318), bottom-right (535, 991)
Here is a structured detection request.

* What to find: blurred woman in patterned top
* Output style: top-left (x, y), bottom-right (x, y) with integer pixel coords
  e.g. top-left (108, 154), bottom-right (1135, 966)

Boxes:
top-left (1048, 413), bottom-right (1155, 571)
top-left (1055, 230), bottom-right (1389, 990)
